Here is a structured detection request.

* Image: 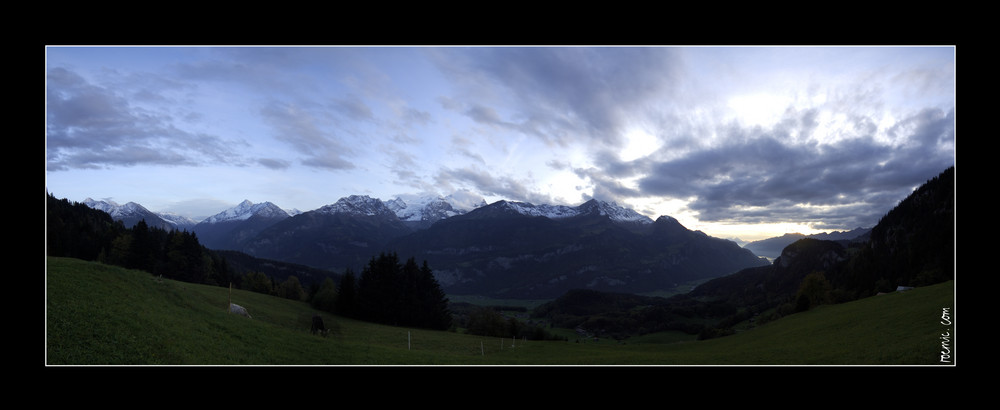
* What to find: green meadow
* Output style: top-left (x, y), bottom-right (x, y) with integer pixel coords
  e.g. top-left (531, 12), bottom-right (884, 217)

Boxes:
top-left (45, 256), bottom-right (955, 366)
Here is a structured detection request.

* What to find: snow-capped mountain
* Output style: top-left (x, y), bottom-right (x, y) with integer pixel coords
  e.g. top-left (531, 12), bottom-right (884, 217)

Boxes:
top-left (193, 200), bottom-right (292, 251)
top-left (495, 198), bottom-right (654, 224)
top-left (82, 198), bottom-right (177, 230)
top-left (386, 194), bottom-right (488, 229)
top-left (579, 199), bottom-right (655, 224)
top-left (316, 195), bottom-right (398, 218)
top-left (200, 200), bottom-right (290, 224)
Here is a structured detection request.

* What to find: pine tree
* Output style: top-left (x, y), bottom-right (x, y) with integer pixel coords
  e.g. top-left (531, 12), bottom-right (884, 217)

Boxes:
top-left (337, 268), bottom-right (358, 317)
top-left (416, 260), bottom-right (452, 330)
top-left (357, 252), bottom-right (403, 324)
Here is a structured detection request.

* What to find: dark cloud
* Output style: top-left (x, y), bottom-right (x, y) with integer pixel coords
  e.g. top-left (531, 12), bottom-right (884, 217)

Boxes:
top-left (46, 67), bottom-right (243, 171)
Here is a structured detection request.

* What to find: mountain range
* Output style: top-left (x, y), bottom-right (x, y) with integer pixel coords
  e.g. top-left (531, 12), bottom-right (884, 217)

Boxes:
top-left (742, 228), bottom-right (872, 259)
top-left (82, 193), bottom-right (769, 299)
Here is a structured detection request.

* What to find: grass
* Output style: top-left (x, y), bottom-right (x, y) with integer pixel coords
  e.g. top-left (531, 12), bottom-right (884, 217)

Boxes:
top-left (45, 256), bottom-right (955, 366)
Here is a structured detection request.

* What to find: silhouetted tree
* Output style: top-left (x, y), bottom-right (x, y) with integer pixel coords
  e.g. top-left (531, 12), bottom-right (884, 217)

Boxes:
top-left (354, 253), bottom-right (452, 330)
top-left (415, 260), bottom-right (452, 330)
top-left (337, 268), bottom-right (358, 317)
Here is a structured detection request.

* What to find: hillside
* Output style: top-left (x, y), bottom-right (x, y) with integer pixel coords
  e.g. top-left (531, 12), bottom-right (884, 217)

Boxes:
top-left (45, 256), bottom-right (954, 365)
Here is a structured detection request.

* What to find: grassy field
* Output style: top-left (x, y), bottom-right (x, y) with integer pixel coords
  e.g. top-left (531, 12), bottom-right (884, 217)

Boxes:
top-left (45, 256), bottom-right (956, 366)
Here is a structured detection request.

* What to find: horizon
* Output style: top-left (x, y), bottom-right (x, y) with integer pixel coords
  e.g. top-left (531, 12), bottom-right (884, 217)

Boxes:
top-left (45, 45), bottom-right (955, 243)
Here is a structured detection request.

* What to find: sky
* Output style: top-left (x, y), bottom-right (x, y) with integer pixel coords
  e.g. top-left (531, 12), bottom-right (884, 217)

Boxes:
top-left (45, 45), bottom-right (956, 243)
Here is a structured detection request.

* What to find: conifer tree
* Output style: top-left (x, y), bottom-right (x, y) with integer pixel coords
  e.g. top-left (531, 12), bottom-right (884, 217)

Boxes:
top-left (416, 260), bottom-right (452, 330)
top-left (337, 268), bottom-right (358, 317)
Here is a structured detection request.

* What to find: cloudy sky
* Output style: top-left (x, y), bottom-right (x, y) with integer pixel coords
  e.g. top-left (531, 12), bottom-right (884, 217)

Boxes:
top-left (45, 45), bottom-right (955, 242)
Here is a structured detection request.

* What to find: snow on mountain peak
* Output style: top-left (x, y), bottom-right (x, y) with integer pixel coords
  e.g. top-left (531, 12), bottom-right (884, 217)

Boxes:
top-left (203, 200), bottom-right (289, 223)
top-left (499, 201), bottom-right (580, 219)
top-left (318, 195), bottom-right (396, 217)
top-left (585, 199), bottom-right (654, 224)
top-left (387, 193), bottom-right (487, 222)
top-left (83, 198), bottom-right (152, 218)
top-left (495, 199), bottom-right (653, 224)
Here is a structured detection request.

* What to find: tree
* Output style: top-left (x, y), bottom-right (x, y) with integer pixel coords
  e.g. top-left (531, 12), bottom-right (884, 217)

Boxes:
top-left (311, 277), bottom-right (338, 312)
top-left (126, 220), bottom-right (156, 272)
top-left (357, 252), bottom-right (403, 324)
top-left (278, 275), bottom-right (307, 301)
top-left (794, 271), bottom-right (832, 312)
top-left (337, 269), bottom-right (358, 317)
top-left (243, 271), bottom-right (274, 295)
top-left (414, 260), bottom-right (452, 330)
top-left (354, 253), bottom-right (452, 330)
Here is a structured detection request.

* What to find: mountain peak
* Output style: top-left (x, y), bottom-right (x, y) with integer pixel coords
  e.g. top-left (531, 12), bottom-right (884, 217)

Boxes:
top-left (388, 195), bottom-right (464, 222)
top-left (580, 199), bottom-right (654, 224)
top-left (476, 198), bottom-right (655, 224)
top-left (202, 200), bottom-right (289, 224)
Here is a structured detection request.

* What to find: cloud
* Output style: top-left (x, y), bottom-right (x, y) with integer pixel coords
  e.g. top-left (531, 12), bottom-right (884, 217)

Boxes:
top-left (46, 67), bottom-right (246, 172)
top-left (330, 94), bottom-right (375, 122)
top-left (258, 100), bottom-right (357, 170)
top-left (257, 158), bottom-right (291, 170)
top-left (430, 47), bottom-right (684, 148)
top-left (434, 166), bottom-right (554, 205)
top-left (625, 107), bottom-right (955, 228)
